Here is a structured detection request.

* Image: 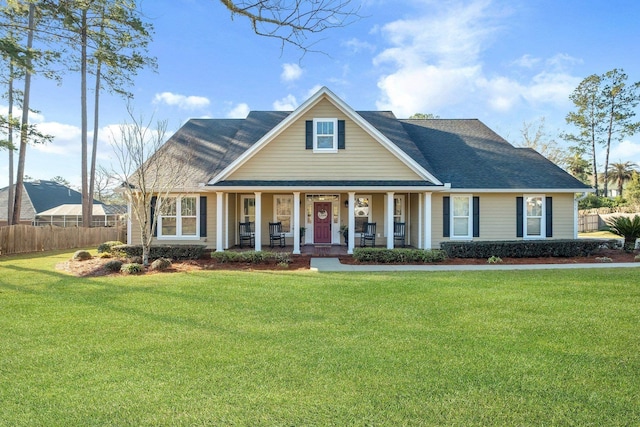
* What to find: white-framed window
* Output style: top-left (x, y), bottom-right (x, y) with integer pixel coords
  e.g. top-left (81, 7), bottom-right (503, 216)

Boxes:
top-left (524, 195), bottom-right (545, 239)
top-left (241, 195), bottom-right (255, 223)
top-left (393, 195), bottom-right (405, 223)
top-left (158, 196), bottom-right (199, 239)
top-left (451, 195), bottom-right (472, 239)
top-left (313, 118), bottom-right (338, 152)
top-left (274, 195), bottom-right (293, 234)
top-left (354, 195), bottom-right (372, 233)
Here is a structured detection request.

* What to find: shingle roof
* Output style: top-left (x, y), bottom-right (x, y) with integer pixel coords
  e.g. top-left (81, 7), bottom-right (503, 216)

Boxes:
top-left (0, 180), bottom-right (103, 221)
top-left (148, 108), bottom-right (589, 191)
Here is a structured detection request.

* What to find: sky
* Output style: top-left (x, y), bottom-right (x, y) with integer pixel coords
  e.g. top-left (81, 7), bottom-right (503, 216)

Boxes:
top-left (2, 0), bottom-right (640, 189)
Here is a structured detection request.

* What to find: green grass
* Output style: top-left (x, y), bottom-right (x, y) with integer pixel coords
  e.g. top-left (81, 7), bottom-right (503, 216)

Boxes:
top-left (1, 251), bottom-right (639, 426)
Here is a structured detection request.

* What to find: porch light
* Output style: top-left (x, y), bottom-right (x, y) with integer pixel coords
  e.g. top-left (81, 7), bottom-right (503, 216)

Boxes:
top-left (344, 200), bottom-right (349, 208)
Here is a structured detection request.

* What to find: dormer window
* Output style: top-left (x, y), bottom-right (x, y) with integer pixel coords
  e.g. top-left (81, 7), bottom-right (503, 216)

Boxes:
top-left (313, 118), bottom-right (338, 152)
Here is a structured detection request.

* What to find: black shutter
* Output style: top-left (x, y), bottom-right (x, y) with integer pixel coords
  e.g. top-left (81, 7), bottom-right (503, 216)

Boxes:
top-left (338, 120), bottom-right (345, 149)
top-left (305, 120), bottom-right (313, 149)
top-left (443, 196), bottom-right (450, 237)
top-left (200, 196), bottom-right (207, 237)
top-left (150, 196), bottom-right (157, 237)
top-left (516, 197), bottom-right (523, 238)
top-left (545, 196), bottom-right (553, 237)
top-left (473, 196), bottom-right (480, 238)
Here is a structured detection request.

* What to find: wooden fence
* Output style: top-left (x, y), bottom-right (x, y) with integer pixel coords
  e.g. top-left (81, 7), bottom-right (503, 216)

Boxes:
top-left (0, 225), bottom-right (125, 256)
top-left (578, 214), bottom-right (602, 232)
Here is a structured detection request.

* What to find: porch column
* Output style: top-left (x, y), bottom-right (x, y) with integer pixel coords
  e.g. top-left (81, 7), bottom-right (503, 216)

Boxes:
top-left (216, 192), bottom-right (224, 252)
top-left (386, 191), bottom-right (394, 249)
top-left (254, 191), bottom-right (262, 251)
top-left (293, 192), bottom-right (301, 255)
top-left (423, 192), bottom-right (432, 249)
top-left (224, 193), bottom-right (229, 249)
top-left (348, 192), bottom-right (355, 254)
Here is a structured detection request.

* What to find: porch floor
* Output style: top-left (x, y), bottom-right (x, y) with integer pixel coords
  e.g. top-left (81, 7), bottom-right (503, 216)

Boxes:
top-left (230, 244), bottom-right (411, 256)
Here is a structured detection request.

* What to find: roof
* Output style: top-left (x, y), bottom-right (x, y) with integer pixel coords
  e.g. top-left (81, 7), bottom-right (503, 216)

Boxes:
top-left (37, 204), bottom-right (126, 217)
top-left (142, 88), bottom-right (590, 192)
top-left (0, 180), bottom-right (103, 221)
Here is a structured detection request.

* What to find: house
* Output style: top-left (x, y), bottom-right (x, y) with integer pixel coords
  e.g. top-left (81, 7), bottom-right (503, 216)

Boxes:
top-left (0, 180), bottom-right (118, 227)
top-left (127, 87), bottom-right (592, 254)
top-left (34, 203), bottom-right (126, 227)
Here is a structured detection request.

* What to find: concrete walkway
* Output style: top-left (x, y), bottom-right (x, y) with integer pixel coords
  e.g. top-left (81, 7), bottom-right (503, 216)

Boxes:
top-left (310, 257), bottom-right (640, 272)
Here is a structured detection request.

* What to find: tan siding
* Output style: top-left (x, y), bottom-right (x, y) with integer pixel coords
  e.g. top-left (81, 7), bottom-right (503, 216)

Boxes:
top-left (431, 192), bottom-right (576, 247)
top-left (409, 193), bottom-right (420, 246)
top-left (228, 98), bottom-right (422, 181)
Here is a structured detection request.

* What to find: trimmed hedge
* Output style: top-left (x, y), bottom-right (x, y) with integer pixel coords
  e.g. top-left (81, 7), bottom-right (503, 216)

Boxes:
top-left (211, 251), bottom-right (291, 265)
top-left (112, 245), bottom-right (207, 260)
top-left (353, 248), bottom-right (447, 264)
top-left (97, 241), bottom-right (125, 254)
top-left (440, 239), bottom-right (617, 258)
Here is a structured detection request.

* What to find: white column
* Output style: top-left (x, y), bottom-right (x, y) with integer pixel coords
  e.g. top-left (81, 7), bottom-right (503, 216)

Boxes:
top-left (348, 192), bottom-right (355, 254)
top-left (216, 192), bottom-right (224, 252)
top-left (293, 192), bottom-right (301, 255)
top-left (418, 193), bottom-right (423, 249)
top-left (224, 193), bottom-right (229, 249)
top-left (423, 192), bottom-right (432, 249)
top-left (127, 200), bottom-right (132, 245)
top-left (254, 192), bottom-right (262, 251)
top-left (386, 191), bottom-right (395, 249)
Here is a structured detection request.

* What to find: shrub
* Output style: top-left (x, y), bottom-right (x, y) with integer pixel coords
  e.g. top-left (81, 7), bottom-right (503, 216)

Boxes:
top-left (211, 251), bottom-right (293, 265)
top-left (104, 259), bottom-right (123, 272)
top-left (97, 240), bottom-right (125, 254)
top-left (98, 252), bottom-right (112, 259)
top-left (72, 250), bottom-right (92, 261)
top-left (487, 256), bottom-right (503, 264)
top-left (353, 248), bottom-right (446, 264)
top-left (440, 239), bottom-right (611, 258)
top-left (635, 254), bottom-right (640, 262)
top-left (150, 258), bottom-right (172, 271)
top-left (112, 245), bottom-right (207, 260)
top-left (605, 215), bottom-right (640, 251)
top-left (273, 252), bottom-right (291, 265)
top-left (595, 257), bottom-right (613, 263)
top-left (120, 263), bottom-right (144, 274)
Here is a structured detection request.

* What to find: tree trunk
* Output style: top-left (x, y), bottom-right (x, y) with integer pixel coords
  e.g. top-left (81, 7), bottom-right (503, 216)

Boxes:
top-left (590, 123), bottom-right (599, 197)
top-left (603, 101), bottom-right (616, 197)
top-left (89, 60), bottom-right (101, 226)
top-left (7, 61), bottom-right (15, 225)
top-left (81, 8), bottom-right (90, 227)
top-left (11, 4), bottom-right (34, 225)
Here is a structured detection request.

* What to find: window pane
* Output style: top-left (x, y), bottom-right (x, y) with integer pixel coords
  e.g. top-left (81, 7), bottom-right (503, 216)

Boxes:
top-left (161, 217), bottom-right (177, 236)
top-left (243, 197), bottom-right (255, 223)
top-left (317, 121), bottom-right (334, 135)
top-left (453, 197), bottom-right (469, 216)
top-left (275, 196), bottom-right (292, 233)
top-left (527, 218), bottom-right (541, 236)
top-left (453, 218), bottom-right (469, 236)
top-left (317, 136), bottom-right (334, 149)
top-left (181, 217), bottom-right (197, 235)
top-left (159, 198), bottom-right (176, 216)
top-left (527, 197), bottom-right (542, 216)
top-left (355, 217), bottom-right (368, 232)
top-left (181, 197), bottom-right (196, 216)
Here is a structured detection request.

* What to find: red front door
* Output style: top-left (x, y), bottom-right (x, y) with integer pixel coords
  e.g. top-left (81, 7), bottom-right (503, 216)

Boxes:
top-left (314, 202), bottom-right (332, 243)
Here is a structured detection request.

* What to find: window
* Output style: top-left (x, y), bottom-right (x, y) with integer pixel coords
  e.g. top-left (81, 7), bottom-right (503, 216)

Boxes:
top-left (354, 195), bottom-right (371, 232)
top-left (241, 195), bottom-right (255, 223)
top-left (451, 195), bottom-right (472, 239)
top-left (158, 196), bottom-right (198, 239)
top-left (524, 195), bottom-right (544, 238)
top-left (314, 118), bottom-right (338, 152)
top-left (393, 195), bottom-right (405, 223)
top-left (274, 195), bottom-right (293, 234)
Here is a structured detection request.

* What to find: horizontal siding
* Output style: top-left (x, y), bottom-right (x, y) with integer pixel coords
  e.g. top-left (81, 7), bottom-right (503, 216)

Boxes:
top-left (228, 98), bottom-right (421, 181)
top-left (432, 193), bottom-right (576, 248)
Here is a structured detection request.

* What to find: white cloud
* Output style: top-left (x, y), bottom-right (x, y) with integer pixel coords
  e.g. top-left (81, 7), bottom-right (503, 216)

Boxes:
top-left (512, 54), bottom-right (541, 68)
top-left (227, 103), bottom-right (250, 118)
top-left (273, 94), bottom-right (297, 111)
top-left (306, 85), bottom-right (324, 99)
top-left (281, 63), bottom-right (303, 82)
top-left (31, 122), bottom-right (82, 155)
top-left (153, 92), bottom-right (210, 110)
top-left (343, 38), bottom-right (376, 54)
top-left (605, 139), bottom-right (640, 165)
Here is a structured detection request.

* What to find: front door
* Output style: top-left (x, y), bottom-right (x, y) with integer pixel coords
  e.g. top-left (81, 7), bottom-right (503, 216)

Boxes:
top-left (314, 202), bottom-right (332, 243)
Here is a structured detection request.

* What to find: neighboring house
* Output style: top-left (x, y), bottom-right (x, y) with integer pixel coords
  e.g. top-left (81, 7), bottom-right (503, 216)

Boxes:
top-left (0, 180), bottom-right (109, 227)
top-left (35, 204), bottom-right (126, 227)
top-left (128, 87), bottom-right (592, 254)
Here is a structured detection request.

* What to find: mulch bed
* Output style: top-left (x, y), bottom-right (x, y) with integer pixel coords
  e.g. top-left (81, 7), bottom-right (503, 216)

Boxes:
top-left (57, 248), bottom-right (638, 278)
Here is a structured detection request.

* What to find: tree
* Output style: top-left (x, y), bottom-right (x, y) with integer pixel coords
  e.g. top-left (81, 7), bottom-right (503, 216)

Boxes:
top-left (54, 0), bottom-right (155, 227)
top-left (517, 117), bottom-right (568, 168)
top-left (599, 69), bottom-right (640, 196)
top-left (607, 161), bottom-right (638, 197)
top-left (409, 113), bottom-right (440, 119)
top-left (625, 172), bottom-right (640, 207)
top-left (565, 148), bottom-right (591, 185)
top-left (218, 0), bottom-right (359, 51)
top-left (563, 74), bottom-right (604, 195)
top-left (110, 106), bottom-right (193, 266)
top-left (50, 175), bottom-right (71, 187)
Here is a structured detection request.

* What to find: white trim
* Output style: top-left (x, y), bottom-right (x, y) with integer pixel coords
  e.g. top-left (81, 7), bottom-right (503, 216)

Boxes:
top-left (523, 194), bottom-right (546, 240)
top-left (156, 195), bottom-right (200, 241)
top-left (313, 118), bottom-right (338, 153)
top-left (423, 192), bottom-right (432, 249)
top-left (272, 194), bottom-right (294, 235)
top-left (254, 192), bottom-right (262, 251)
top-left (447, 188), bottom-right (593, 193)
top-left (450, 194), bottom-right (473, 240)
top-left (216, 192), bottom-right (223, 251)
top-left (348, 192), bottom-right (355, 254)
top-left (207, 185), bottom-right (445, 192)
top-left (209, 86), bottom-right (442, 186)
top-left (293, 192), bottom-right (301, 255)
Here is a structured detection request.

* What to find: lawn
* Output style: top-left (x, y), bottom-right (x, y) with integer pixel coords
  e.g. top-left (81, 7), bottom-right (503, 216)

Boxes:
top-left (0, 251), bottom-right (638, 426)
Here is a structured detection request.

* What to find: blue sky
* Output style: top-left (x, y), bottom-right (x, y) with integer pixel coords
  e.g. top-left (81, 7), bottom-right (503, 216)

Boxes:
top-left (2, 0), bottom-right (640, 188)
